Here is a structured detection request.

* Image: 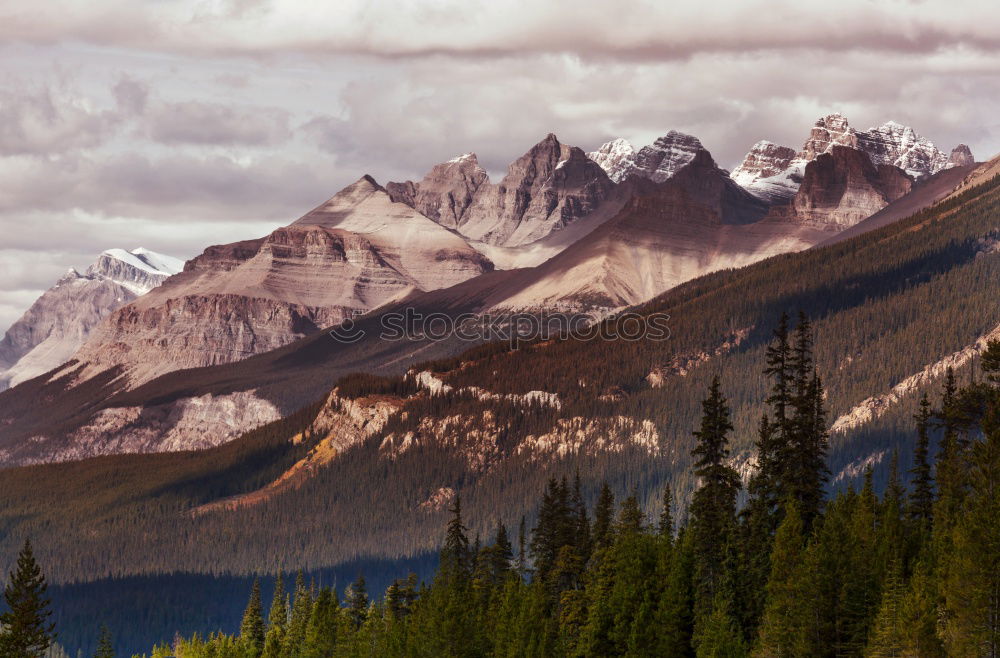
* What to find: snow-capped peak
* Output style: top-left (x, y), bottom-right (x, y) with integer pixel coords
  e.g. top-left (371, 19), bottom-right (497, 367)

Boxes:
top-left (447, 152), bottom-right (478, 164)
top-left (587, 138), bottom-right (636, 183)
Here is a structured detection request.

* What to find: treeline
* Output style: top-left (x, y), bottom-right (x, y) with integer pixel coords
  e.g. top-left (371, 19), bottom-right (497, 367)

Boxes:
top-left (131, 318), bottom-right (1000, 657)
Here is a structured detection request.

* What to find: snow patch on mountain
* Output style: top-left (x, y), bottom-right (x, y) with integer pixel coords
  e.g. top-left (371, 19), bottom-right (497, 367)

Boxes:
top-left (587, 138), bottom-right (636, 183)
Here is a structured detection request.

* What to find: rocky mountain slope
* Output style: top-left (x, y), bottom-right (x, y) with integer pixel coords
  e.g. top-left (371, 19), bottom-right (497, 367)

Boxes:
top-left (0, 141), bottom-right (973, 467)
top-left (765, 145), bottom-right (914, 229)
top-left (3, 154), bottom-right (999, 583)
top-left (391, 134), bottom-right (618, 248)
top-left (0, 248), bottom-right (181, 391)
top-left (66, 176), bottom-right (493, 388)
top-left (731, 113), bottom-right (972, 204)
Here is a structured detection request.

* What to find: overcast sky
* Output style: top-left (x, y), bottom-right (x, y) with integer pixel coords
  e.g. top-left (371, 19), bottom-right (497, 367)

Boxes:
top-left (2, 0), bottom-right (1000, 332)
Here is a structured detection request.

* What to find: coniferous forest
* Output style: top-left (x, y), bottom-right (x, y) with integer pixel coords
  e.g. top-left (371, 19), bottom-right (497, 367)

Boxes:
top-left (8, 316), bottom-right (994, 657)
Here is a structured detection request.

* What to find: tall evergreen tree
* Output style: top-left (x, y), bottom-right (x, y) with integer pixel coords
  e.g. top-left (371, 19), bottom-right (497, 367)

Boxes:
top-left (689, 376), bottom-right (741, 628)
top-left (659, 484), bottom-right (674, 540)
top-left (442, 495), bottom-right (470, 580)
top-left (0, 539), bottom-right (55, 658)
top-left (344, 574), bottom-right (369, 630)
top-left (941, 420), bottom-right (1000, 657)
top-left (284, 570), bottom-right (312, 656)
top-left (240, 577), bottom-right (266, 657)
top-left (909, 393), bottom-right (935, 526)
top-left (93, 625), bottom-right (114, 658)
top-left (592, 482), bottom-right (615, 549)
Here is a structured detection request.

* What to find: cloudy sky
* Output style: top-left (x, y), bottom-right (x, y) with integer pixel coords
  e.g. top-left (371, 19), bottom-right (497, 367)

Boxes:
top-left (2, 0), bottom-right (1000, 332)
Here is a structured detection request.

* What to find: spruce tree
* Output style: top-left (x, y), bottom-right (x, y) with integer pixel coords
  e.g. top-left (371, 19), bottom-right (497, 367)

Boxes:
top-left (908, 393), bottom-right (935, 525)
top-left (592, 482), bottom-right (615, 549)
top-left (659, 484), bottom-right (674, 540)
top-left (261, 573), bottom-right (287, 658)
top-left (345, 575), bottom-right (368, 630)
top-left (93, 625), bottom-right (114, 658)
top-left (617, 490), bottom-right (645, 535)
top-left (689, 376), bottom-right (741, 627)
top-left (240, 577), bottom-right (266, 657)
top-left (442, 495), bottom-right (470, 580)
top-left (284, 570), bottom-right (312, 656)
top-left (941, 421), bottom-right (1000, 656)
top-left (0, 539), bottom-right (56, 658)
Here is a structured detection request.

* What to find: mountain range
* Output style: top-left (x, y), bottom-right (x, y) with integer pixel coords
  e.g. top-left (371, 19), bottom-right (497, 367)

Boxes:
top-left (0, 112), bottom-right (980, 466)
top-left (1, 109), bottom-right (997, 655)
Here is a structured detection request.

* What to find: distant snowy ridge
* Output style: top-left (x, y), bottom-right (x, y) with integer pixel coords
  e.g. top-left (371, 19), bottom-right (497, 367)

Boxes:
top-left (0, 247), bottom-right (182, 390)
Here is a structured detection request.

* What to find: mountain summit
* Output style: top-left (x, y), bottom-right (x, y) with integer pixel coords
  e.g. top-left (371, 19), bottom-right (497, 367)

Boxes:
top-left (0, 248), bottom-right (181, 391)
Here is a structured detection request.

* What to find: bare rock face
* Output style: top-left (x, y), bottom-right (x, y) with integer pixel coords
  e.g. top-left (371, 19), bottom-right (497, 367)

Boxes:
top-left (386, 153), bottom-right (488, 229)
top-left (587, 138), bottom-right (636, 183)
top-left (735, 113), bottom-right (951, 203)
top-left (949, 144), bottom-right (975, 167)
top-left (618, 130), bottom-right (705, 183)
top-left (0, 248), bottom-right (181, 391)
top-left (70, 177), bottom-right (493, 388)
top-left (781, 146), bottom-right (913, 228)
top-left (455, 134), bottom-right (616, 246)
top-left (799, 113), bottom-right (858, 160)
top-left (493, 154), bottom-right (817, 312)
top-left (856, 121), bottom-right (949, 178)
top-left (730, 141), bottom-right (802, 204)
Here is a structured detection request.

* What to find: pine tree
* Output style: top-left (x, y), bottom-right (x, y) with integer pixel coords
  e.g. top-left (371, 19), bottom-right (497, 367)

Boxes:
top-left (571, 473), bottom-right (592, 564)
top-left (689, 376), bottom-right (741, 628)
top-left (284, 570), bottom-right (312, 657)
top-left (592, 482), bottom-right (615, 549)
top-left (941, 421), bottom-right (1000, 657)
top-left (302, 588), bottom-right (337, 658)
top-left (659, 484), bottom-right (674, 540)
top-left (268, 573), bottom-right (288, 632)
top-left (442, 495), bottom-right (470, 580)
top-left (754, 503), bottom-right (807, 657)
top-left (345, 575), bottom-right (368, 630)
top-left (240, 577), bottom-right (266, 657)
top-left (0, 539), bottom-right (56, 658)
top-left (865, 560), bottom-right (906, 658)
top-left (908, 393), bottom-right (935, 526)
top-left (617, 490), bottom-right (645, 535)
top-left (93, 625), bottom-right (114, 658)
top-left (261, 573), bottom-right (287, 658)
top-left (784, 314), bottom-right (828, 530)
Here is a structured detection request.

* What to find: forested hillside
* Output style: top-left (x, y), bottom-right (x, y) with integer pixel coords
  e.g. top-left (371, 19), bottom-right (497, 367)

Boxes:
top-left (131, 333), bottom-right (1000, 657)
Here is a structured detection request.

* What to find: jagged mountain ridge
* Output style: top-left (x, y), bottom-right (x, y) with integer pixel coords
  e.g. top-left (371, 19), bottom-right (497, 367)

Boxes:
top-left (0, 143), bottom-right (975, 466)
top-left (730, 112), bottom-right (973, 204)
top-left (67, 176), bottom-right (494, 389)
top-left (0, 248), bottom-right (181, 391)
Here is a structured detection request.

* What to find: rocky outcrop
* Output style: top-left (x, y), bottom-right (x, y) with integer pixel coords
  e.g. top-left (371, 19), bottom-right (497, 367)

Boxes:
top-left (734, 113), bottom-right (953, 203)
top-left (492, 152), bottom-right (826, 312)
top-left (774, 146), bottom-right (913, 228)
top-left (949, 144), bottom-right (975, 167)
top-left (730, 141), bottom-right (802, 203)
top-left (855, 121), bottom-right (949, 178)
top-left (587, 138), bottom-right (636, 183)
top-left (799, 113), bottom-right (858, 160)
top-left (386, 153), bottom-right (488, 229)
top-left (0, 248), bottom-right (181, 390)
top-left (455, 134), bottom-right (617, 246)
top-left (69, 177), bottom-right (493, 388)
top-left (618, 130), bottom-right (705, 183)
